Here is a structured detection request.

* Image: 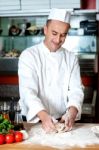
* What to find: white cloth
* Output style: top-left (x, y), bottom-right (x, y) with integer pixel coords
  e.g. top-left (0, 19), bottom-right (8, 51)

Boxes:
top-left (48, 8), bottom-right (71, 24)
top-left (18, 42), bottom-right (84, 123)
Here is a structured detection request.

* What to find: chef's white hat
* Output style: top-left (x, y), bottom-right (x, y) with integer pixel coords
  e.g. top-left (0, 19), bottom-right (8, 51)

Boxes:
top-left (48, 8), bottom-right (71, 24)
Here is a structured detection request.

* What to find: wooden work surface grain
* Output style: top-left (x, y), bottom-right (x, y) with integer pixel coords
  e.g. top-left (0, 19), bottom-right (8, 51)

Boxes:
top-left (0, 143), bottom-right (99, 150)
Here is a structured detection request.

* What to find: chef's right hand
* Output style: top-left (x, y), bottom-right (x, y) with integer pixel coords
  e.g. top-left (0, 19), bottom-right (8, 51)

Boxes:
top-left (37, 110), bottom-right (56, 133)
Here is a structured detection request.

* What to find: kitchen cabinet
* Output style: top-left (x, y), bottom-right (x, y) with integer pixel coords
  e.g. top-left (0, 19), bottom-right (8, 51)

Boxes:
top-left (0, 0), bottom-right (21, 11)
top-left (0, 1), bottom-right (98, 17)
top-left (21, 0), bottom-right (50, 10)
top-left (50, 0), bottom-right (80, 9)
top-left (21, 0), bottom-right (81, 11)
top-left (0, 0), bottom-right (81, 17)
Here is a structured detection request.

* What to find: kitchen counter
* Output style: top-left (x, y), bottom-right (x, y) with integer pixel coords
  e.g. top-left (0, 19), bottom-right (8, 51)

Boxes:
top-left (0, 143), bottom-right (99, 150)
top-left (0, 123), bottom-right (99, 150)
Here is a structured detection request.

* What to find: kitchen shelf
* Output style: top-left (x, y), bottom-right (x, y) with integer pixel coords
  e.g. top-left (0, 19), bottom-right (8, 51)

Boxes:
top-left (0, 9), bottom-right (98, 17)
top-left (0, 36), bottom-right (44, 52)
top-left (73, 9), bottom-right (98, 15)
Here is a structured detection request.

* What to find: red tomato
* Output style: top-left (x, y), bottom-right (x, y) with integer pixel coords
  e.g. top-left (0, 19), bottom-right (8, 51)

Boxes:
top-left (15, 131), bottom-right (23, 142)
top-left (5, 133), bottom-right (15, 144)
top-left (0, 134), bottom-right (5, 145)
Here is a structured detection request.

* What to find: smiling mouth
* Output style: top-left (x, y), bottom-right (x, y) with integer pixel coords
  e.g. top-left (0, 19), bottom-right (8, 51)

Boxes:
top-left (54, 42), bottom-right (62, 48)
top-left (52, 41), bottom-right (60, 46)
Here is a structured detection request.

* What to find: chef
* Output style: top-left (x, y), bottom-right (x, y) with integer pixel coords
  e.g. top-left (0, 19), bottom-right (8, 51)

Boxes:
top-left (18, 8), bottom-right (84, 133)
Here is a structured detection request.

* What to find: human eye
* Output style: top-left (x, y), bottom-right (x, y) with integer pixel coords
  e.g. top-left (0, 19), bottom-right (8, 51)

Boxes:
top-left (52, 31), bottom-right (57, 35)
top-left (61, 33), bottom-right (67, 37)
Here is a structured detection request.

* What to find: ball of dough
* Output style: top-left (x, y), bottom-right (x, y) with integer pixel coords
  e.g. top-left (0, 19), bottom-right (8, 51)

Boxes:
top-left (55, 123), bottom-right (65, 133)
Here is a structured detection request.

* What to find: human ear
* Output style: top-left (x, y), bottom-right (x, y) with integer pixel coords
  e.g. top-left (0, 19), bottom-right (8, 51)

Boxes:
top-left (43, 25), bottom-right (47, 35)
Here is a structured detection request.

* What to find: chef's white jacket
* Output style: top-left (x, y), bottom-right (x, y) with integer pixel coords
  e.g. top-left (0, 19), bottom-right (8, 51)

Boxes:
top-left (18, 42), bottom-right (84, 123)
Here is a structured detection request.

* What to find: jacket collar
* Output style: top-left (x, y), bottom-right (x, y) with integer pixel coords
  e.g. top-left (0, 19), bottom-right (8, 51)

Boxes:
top-left (41, 41), bottom-right (63, 56)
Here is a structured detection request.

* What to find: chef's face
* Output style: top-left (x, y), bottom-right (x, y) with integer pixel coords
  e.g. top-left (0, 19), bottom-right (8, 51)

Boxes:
top-left (44, 20), bottom-right (70, 52)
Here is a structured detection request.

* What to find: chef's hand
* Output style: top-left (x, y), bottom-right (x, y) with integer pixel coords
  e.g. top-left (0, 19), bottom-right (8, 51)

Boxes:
top-left (37, 110), bottom-right (56, 133)
top-left (60, 106), bottom-right (78, 132)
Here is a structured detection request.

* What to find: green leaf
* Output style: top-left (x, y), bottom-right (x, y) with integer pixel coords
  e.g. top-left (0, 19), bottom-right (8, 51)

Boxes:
top-left (0, 114), bottom-right (14, 134)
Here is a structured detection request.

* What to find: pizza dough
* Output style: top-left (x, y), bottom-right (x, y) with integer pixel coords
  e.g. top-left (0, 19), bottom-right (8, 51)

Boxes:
top-left (55, 123), bottom-right (65, 133)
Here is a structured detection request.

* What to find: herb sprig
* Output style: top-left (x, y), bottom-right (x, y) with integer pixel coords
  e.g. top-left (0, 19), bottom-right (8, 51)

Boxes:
top-left (0, 114), bottom-right (14, 134)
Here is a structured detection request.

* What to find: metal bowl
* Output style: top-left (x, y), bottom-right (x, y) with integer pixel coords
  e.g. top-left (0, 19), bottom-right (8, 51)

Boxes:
top-left (8, 25), bottom-right (21, 36)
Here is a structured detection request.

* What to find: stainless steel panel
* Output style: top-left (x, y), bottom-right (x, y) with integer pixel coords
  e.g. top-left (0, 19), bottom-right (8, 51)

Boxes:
top-left (0, 58), bottom-right (18, 74)
top-left (0, 84), bottom-right (19, 98)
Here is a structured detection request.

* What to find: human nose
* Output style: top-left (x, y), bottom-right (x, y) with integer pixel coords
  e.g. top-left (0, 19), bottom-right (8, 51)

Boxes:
top-left (55, 35), bottom-right (61, 43)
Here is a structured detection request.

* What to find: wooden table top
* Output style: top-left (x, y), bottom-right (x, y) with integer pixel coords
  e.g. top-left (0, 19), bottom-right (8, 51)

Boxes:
top-left (0, 143), bottom-right (99, 150)
top-left (0, 123), bottom-right (99, 150)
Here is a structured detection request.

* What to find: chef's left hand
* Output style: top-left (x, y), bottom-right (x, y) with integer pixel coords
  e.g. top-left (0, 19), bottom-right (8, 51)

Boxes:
top-left (60, 106), bottom-right (78, 132)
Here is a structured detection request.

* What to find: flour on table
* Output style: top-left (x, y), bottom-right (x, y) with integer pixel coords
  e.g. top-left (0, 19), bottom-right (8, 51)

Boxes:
top-left (22, 123), bottom-right (99, 149)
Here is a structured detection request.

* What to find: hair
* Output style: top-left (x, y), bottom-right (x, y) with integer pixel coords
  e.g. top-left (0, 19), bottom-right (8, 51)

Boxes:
top-left (46, 20), bottom-right (52, 26)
